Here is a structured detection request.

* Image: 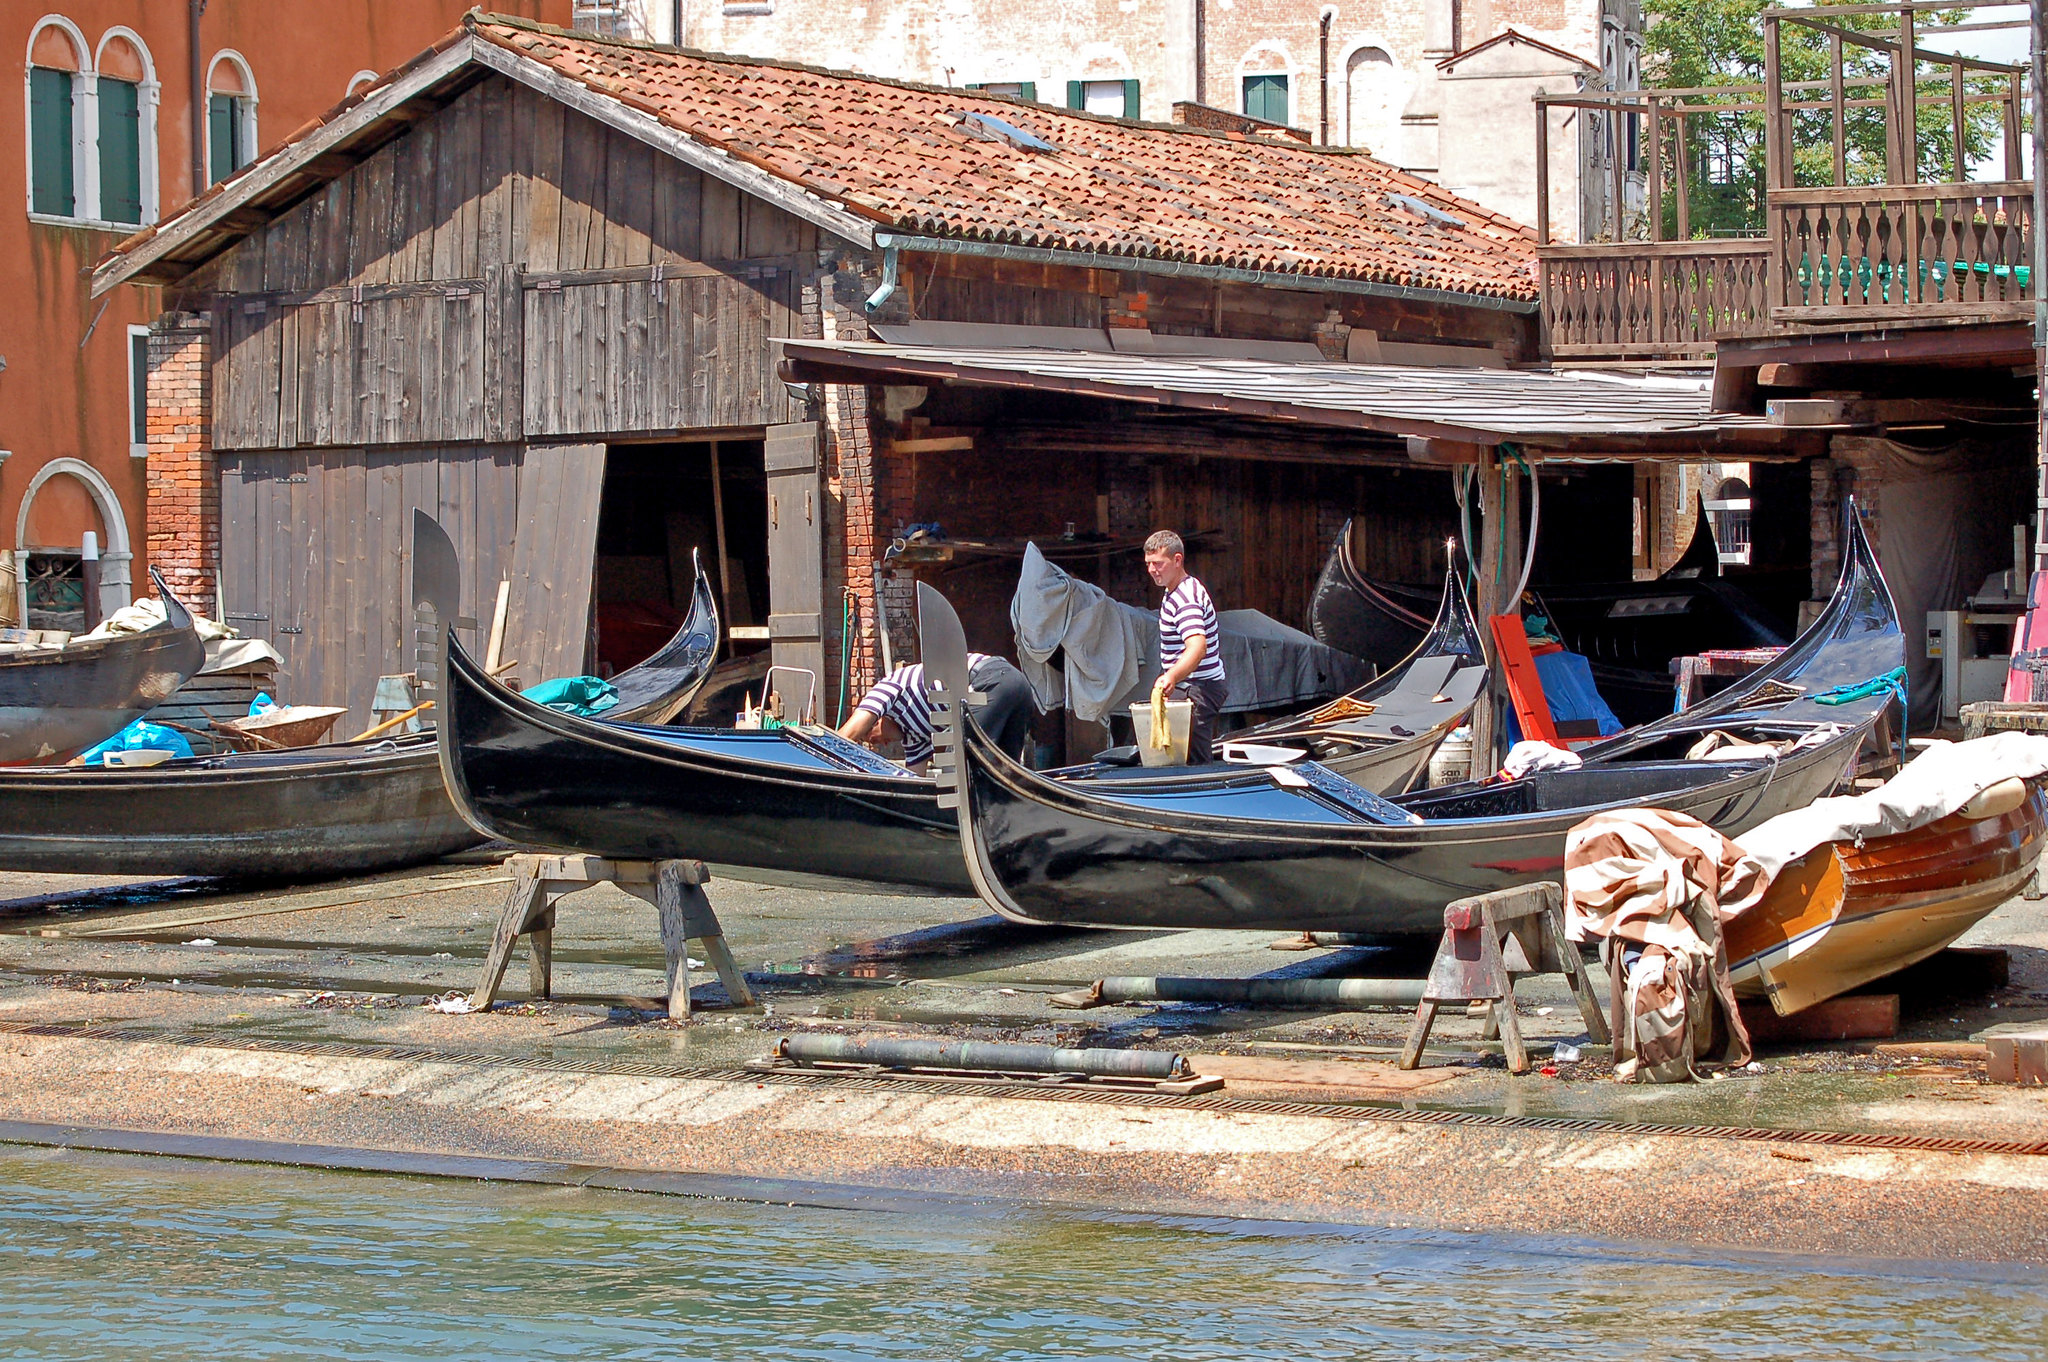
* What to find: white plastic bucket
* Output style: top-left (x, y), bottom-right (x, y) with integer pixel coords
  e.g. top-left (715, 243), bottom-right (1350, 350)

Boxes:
top-left (1129, 699), bottom-right (1193, 766)
top-left (1427, 733), bottom-right (1473, 788)
top-left (103, 748), bottom-right (173, 768)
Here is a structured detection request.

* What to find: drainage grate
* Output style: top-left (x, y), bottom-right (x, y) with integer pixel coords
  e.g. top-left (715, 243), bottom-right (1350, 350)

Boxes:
top-left (3, 1019), bottom-right (2041, 1158)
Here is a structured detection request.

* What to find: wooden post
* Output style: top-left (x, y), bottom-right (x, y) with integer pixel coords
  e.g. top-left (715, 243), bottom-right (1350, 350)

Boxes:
top-left (2005, 71), bottom-right (2024, 181)
top-left (1673, 111), bottom-right (1691, 240)
top-left (483, 578), bottom-right (511, 674)
top-left (1899, 6), bottom-right (1918, 185)
top-left (1764, 15), bottom-right (1787, 311)
top-left (1832, 33), bottom-right (1848, 186)
top-left (1609, 102), bottom-right (1627, 241)
top-left (1646, 96), bottom-right (1663, 242)
top-left (1469, 447), bottom-right (1520, 774)
top-left (1535, 101), bottom-right (1551, 244)
top-left (708, 439), bottom-right (735, 629)
top-left (1951, 58), bottom-right (1967, 183)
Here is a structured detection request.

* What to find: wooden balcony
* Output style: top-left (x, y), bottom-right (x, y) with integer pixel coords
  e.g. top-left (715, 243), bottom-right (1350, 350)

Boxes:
top-left (1769, 180), bottom-right (2033, 324)
top-left (1539, 239), bottom-right (1772, 359)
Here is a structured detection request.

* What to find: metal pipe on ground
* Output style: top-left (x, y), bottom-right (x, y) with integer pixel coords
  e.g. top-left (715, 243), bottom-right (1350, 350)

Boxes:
top-left (777, 1034), bottom-right (1188, 1080)
top-left (1049, 977), bottom-right (1429, 1010)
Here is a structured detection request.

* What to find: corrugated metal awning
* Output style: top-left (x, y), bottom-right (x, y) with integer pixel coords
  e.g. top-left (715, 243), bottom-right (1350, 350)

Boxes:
top-left (777, 336), bottom-right (1826, 458)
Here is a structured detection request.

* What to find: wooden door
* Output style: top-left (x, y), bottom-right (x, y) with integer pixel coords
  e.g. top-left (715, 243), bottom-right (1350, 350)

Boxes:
top-left (763, 421), bottom-right (823, 707)
top-left (506, 442), bottom-right (606, 686)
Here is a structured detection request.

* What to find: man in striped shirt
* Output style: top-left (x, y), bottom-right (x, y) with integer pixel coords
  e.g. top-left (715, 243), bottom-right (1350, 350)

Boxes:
top-left (1146, 529), bottom-right (1229, 764)
top-left (838, 651), bottom-right (1035, 772)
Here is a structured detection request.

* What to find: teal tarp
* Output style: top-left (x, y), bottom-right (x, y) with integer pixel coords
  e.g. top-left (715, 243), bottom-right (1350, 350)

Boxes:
top-left (521, 676), bottom-right (620, 717)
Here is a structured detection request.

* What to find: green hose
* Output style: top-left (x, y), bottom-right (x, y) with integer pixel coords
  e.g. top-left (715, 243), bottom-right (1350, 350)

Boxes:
top-left (834, 590), bottom-right (855, 727)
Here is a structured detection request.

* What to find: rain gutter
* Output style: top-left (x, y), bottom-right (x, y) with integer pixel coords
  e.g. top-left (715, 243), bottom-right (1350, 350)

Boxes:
top-left (870, 232), bottom-right (1541, 315)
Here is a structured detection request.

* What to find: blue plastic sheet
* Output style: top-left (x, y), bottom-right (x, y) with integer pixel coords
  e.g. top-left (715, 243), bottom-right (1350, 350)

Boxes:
top-left (1504, 649), bottom-right (1623, 746)
top-left (74, 719), bottom-right (194, 766)
top-left (520, 676), bottom-right (620, 717)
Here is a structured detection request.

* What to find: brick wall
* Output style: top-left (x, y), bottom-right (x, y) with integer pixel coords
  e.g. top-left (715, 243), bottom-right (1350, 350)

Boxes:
top-left (145, 313), bottom-right (218, 620)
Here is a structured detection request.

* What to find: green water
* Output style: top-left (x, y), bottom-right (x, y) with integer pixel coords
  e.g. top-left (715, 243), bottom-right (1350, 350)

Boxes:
top-left (0, 1148), bottom-right (2040, 1361)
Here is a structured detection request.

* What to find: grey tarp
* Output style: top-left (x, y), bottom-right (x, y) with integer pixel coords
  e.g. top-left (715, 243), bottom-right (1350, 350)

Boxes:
top-left (1010, 543), bottom-right (1371, 723)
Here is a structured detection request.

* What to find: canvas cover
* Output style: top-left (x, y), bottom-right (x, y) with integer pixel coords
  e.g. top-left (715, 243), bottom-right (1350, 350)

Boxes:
top-left (1010, 543), bottom-right (1371, 724)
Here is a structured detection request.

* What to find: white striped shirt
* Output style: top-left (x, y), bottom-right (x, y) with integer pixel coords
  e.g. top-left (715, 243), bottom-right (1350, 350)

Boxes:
top-left (1160, 576), bottom-right (1226, 682)
top-left (855, 653), bottom-right (993, 764)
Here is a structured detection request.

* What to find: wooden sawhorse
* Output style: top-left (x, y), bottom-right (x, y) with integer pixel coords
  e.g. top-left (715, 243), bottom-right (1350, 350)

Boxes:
top-left (470, 854), bottom-right (757, 1018)
top-left (1399, 882), bottom-right (1608, 1074)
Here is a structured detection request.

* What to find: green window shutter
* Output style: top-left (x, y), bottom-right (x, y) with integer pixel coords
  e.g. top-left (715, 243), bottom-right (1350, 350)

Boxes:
top-left (1066, 79), bottom-right (1084, 109)
top-left (130, 331), bottom-right (149, 446)
top-left (29, 67), bottom-right (74, 217)
top-left (209, 93), bottom-right (243, 182)
top-left (1244, 74), bottom-right (1288, 124)
top-left (98, 78), bottom-right (143, 225)
top-left (1121, 79), bottom-right (1140, 118)
top-left (1018, 81), bottom-right (1037, 102)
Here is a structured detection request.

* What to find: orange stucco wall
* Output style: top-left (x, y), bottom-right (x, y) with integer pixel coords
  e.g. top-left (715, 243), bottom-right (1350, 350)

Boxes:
top-left (0, 1), bottom-right (568, 608)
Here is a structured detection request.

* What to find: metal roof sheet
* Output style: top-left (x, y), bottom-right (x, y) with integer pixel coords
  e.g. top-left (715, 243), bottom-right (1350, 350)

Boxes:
top-left (776, 338), bottom-right (1807, 454)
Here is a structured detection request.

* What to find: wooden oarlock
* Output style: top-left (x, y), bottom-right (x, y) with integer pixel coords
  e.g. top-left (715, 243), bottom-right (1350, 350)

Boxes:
top-left (1399, 882), bottom-right (1609, 1075)
top-left (470, 854), bottom-right (757, 1018)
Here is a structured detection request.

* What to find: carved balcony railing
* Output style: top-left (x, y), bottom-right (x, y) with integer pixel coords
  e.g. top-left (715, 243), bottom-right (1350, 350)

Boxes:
top-left (1539, 240), bottom-right (1773, 358)
top-left (1768, 181), bottom-right (2033, 323)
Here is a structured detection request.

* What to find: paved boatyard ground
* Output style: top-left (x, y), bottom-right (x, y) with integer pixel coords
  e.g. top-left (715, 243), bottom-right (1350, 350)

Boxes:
top-left (0, 854), bottom-right (2045, 1266)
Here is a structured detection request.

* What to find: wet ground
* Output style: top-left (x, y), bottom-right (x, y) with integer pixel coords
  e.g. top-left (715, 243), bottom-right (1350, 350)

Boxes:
top-left (0, 856), bottom-right (2043, 1264)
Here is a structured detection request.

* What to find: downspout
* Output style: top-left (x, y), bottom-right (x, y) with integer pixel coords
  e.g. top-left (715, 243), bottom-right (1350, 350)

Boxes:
top-left (1193, 0), bottom-right (1206, 107)
top-left (672, 0), bottom-right (683, 45)
top-left (187, 0), bottom-right (206, 197)
top-left (1318, 9), bottom-right (1333, 145)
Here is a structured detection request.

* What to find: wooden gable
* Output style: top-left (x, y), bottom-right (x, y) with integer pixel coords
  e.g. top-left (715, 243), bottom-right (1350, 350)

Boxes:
top-left (196, 74), bottom-right (817, 452)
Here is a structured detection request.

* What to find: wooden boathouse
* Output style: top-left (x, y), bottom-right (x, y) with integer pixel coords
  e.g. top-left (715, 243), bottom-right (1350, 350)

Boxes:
top-left (93, 12), bottom-right (1878, 759)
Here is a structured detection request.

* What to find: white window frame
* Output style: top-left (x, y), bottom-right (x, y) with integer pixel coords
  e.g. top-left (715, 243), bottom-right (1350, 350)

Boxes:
top-left (126, 324), bottom-right (151, 458)
top-left (204, 49), bottom-right (259, 185)
top-left (93, 26), bottom-right (160, 226)
top-left (23, 15), bottom-right (91, 224)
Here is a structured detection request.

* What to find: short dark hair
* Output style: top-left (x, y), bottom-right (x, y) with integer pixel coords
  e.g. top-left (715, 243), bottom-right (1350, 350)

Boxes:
top-left (1144, 530), bottom-right (1184, 557)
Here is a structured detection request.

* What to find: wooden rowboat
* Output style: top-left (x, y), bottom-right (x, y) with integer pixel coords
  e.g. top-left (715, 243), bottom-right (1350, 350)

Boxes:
top-left (0, 569), bottom-right (206, 764)
top-left (1726, 781), bottom-right (2048, 1015)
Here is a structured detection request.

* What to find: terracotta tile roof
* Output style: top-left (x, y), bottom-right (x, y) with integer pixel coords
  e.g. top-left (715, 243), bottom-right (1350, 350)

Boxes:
top-left (473, 16), bottom-right (1536, 301)
top-left (102, 15), bottom-right (1539, 303)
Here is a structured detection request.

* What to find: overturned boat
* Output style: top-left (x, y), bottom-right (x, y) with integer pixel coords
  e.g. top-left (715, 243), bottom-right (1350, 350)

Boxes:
top-left (921, 507), bottom-right (1905, 936)
top-left (0, 569), bottom-right (206, 764)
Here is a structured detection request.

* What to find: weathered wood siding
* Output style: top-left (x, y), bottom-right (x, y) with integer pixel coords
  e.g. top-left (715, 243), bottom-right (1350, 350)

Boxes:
top-left (216, 440), bottom-right (603, 731)
top-left (206, 74), bottom-right (813, 451)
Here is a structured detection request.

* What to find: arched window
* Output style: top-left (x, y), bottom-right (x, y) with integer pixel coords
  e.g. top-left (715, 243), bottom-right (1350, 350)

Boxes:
top-left (206, 50), bottom-right (258, 184)
top-left (1343, 47), bottom-right (1399, 155)
top-left (94, 29), bottom-right (157, 224)
top-left (25, 17), bottom-right (88, 219)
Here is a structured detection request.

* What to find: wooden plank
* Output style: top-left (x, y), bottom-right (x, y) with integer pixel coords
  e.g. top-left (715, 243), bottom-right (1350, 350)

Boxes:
top-left (701, 175), bottom-right (742, 261)
top-left (507, 442), bottom-right (605, 684)
top-left (555, 108), bottom-right (601, 272)
top-left (604, 126), bottom-right (654, 268)
top-left (475, 76), bottom-right (512, 273)
top-left (1489, 614), bottom-right (1563, 748)
top-left (1739, 994), bottom-right (1898, 1042)
top-left (651, 160), bottom-right (703, 263)
top-left (524, 92), bottom-right (565, 273)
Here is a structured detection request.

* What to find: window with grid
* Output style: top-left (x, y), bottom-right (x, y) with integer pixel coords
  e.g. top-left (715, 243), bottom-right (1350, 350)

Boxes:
top-left (1242, 73), bottom-right (1288, 125)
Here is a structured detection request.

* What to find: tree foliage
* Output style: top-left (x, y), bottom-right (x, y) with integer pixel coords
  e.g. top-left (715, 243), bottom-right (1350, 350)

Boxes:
top-left (1640, 0), bottom-right (2005, 237)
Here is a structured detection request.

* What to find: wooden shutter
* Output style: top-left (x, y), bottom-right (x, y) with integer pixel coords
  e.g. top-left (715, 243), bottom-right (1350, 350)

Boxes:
top-left (98, 78), bottom-right (142, 225)
top-left (28, 67), bottom-right (73, 216)
top-left (208, 94), bottom-right (237, 182)
top-left (1121, 79), bottom-right (1140, 118)
top-left (1018, 81), bottom-right (1038, 102)
top-left (1066, 79), bottom-right (1084, 109)
top-left (763, 421), bottom-right (824, 691)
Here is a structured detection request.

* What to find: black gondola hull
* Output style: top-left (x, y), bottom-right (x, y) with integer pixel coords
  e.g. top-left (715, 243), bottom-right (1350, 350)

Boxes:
top-left (442, 634), bottom-right (970, 895)
top-left (0, 735), bottom-right (475, 878)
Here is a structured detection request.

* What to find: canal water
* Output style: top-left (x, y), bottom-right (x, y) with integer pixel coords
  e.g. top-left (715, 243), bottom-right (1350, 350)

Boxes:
top-left (0, 1147), bottom-right (2041, 1361)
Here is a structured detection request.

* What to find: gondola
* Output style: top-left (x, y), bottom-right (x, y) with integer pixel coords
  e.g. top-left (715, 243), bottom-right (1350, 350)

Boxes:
top-left (436, 561), bottom-right (1483, 895)
top-left (1056, 563), bottom-right (1487, 795)
top-left (922, 506), bottom-right (1905, 937)
top-left (604, 549), bottom-right (719, 723)
top-left (0, 568), bottom-right (206, 764)
top-left (1308, 504), bottom-right (1789, 724)
top-left (0, 732), bottom-right (476, 877)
